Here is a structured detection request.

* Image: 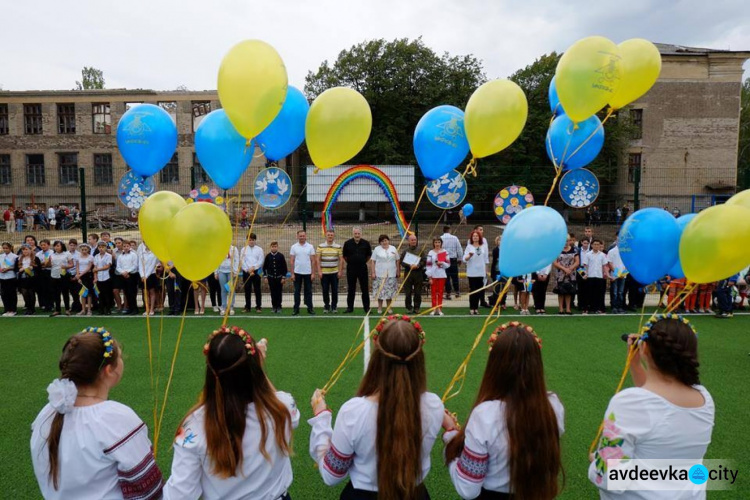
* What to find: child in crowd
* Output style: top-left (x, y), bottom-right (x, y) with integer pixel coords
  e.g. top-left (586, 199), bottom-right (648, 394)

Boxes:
top-left (1, 242), bottom-right (19, 316)
top-left (93, 241), bottom-right (113, 316)
top-left (309, 316), bottom-right (443, 499)
top-left (589, 315), bottom-right (714, 496)
top-left (426, 238), bottom-right (448, 316)
top-left (532, 265), bottom-right (551, 314)
top-left (164, 327), bottom-right (298, 499)
top-left (263, 241), bottom-right (288, 314)
top-left (715, 274), bottom-right (739, 319)
top-left (31, 327), bottom-right (163, 499)
top-left (75, 245), bottom-right (95, 316)
top-left (583, 239), bottom-right (608, 314)
top-left (444, 322), bottom-right (564, 499)
top-left (17, 243), bottom-right (41, 315)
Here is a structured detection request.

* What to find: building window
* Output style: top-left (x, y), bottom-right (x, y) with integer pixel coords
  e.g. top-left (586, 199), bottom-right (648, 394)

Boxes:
top-left (160, 153), bottom-right (179, 184)
top-left (58, 153), bottom-right (79, 186)
top-left (124, 102), bottom-right (142, 112)
top-left (158, 101), bottom-right (178, 124)
top-left (627, 153), bottom-right (642, 184)
top-left (94, 153), bottom-right (113, 185)
top-left (92, 103), bottom-right (111, 134)
top-left (57, 103), bottom-right (76, 134)
top-left (192, 101), bottom-right (211, 131)
top-left (193, 152), bottom-right (209, 184)
top-left (25, 154), bottom-right (45, 186)
top-left (0, 155), bottom-right (10, 185)
top-left (630, 109), bottom-right (643, 140)
top-left (24, 104), bottom-right (43, 135)
top-left (0, 104), bottom-right (8, 135)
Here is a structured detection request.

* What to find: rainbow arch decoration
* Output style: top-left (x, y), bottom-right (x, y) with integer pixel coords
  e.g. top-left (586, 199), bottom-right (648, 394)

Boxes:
top-left (322, 165), bottom-right (409, 237)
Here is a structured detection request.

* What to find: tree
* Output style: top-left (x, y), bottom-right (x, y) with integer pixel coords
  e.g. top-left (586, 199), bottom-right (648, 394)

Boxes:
top-left (75, 66), bottom-right (105, 90)
top-left (739, 77), bottom-right (750, 189)
top-left (305, 38), bottom-right (486, 165)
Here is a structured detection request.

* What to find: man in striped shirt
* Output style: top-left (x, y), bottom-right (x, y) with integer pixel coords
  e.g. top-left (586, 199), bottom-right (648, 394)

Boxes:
top-left (317, 230), bottom-right (344, 313)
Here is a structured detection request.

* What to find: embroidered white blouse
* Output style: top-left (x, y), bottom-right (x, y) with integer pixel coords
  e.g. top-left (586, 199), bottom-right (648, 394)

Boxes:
top-left (444, 393), bottom-right (565, 499)
top-left (308, 392), bottom-right (445, 492)
top-left (163, 391), bottom-right (300, 500)
top-left (30, 401), bottom-right (163, 500)
top-left (588, 386), bottom-right (714, 499)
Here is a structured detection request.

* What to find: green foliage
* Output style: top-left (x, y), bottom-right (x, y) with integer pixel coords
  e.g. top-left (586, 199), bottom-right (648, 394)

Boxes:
top-left (739, 78), bottom-right (750, 188)
top-left (75, 66), bottom-right (105, 90)
top-left (304, 38), bottom-right (486, 165)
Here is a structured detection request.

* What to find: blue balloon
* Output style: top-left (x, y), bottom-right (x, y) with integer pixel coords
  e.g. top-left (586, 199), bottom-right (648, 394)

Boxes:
top-left (666, 213), bottom-right (698, 279)
top-left (116, 104), bottom-right (178, 177)
top-left (499, 206), bottom-right (567, 277)
top-left (619, 208), bottom-right (681, 284)
top-left (462, 203), bottom-right (474, 217)
top-left (257, 86), bottom-right (310, 162)
top-left (548, 76), bottom-right (563, 116)
top-left (545, 113), bottom-right (605, 170)
top-left (414, 105), bottom-right (470, 180)
top-left (195, 110), bottom-right (254, 190)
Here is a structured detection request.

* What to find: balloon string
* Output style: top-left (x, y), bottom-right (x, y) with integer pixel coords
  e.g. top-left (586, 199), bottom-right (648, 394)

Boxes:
top-left (283, 183), bottom-right (308, 227)
top-left (153, 288), bottom-right (191, 458)
top-left (441, 279), bottom-right (512, 404)
top-left (224, 201), bottom-right (259, 327)
top-left (139, 255), bottom-right (157, 435)
top-left (565, 107), bottom-right (614, 162)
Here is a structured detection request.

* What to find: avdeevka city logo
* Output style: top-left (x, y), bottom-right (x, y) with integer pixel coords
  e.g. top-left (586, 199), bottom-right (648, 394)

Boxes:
top-left (123, 113), bottom-right (152, 136)
top-left (689, 464), bottom-right (709, 485)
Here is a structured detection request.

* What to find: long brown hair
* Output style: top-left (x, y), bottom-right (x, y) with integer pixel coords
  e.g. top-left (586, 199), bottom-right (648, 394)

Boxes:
top-left (48, 331), bottom-right (121, 490)
top-left (183, 331), bottom-right (292, 478)
top-left (357, 320), bottom-right (427, 500)
top-left (445, 325), bottom-right (562, 499)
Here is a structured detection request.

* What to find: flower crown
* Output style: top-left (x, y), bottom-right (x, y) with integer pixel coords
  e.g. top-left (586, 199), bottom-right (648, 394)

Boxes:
top-left (80, 326), bottom-right (114, 360)
top-left (488, 321), bottom-right (542, 351)
top-left (639, 313), bottom-right (697, 343)
top-left (374, 315), bottom-right (426, 344)
top-left (203, 326), bottom-right (256, 357)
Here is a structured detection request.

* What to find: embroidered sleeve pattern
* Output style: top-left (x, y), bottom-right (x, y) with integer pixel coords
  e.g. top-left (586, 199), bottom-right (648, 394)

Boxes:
top-left (592, 412), bottom-right (629, 485)
top-left (456, 446), bottom-right (489, 483)
top-left (117, 449), bottom-right (164, 500)
top-left (322, 444), bottom-right (354, 479)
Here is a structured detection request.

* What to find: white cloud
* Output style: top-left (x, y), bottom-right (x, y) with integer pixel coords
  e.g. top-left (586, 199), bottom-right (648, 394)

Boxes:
top-left (1, 0), bottom-right (748, 91)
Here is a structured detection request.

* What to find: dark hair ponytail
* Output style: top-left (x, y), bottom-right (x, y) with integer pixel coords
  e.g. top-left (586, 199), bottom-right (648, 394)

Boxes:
top-left (645, 318), bottom-right (700, 386)
top-left (48, 332), bottom-right (119, 489)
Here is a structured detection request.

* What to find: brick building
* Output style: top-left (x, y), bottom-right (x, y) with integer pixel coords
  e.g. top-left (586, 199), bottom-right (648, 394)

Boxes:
top-left (619, 44), bottom-right (750, 213)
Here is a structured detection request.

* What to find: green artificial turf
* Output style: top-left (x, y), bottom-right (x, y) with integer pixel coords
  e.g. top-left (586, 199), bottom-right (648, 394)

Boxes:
top-left (1, 312), bottom-right (748, 498)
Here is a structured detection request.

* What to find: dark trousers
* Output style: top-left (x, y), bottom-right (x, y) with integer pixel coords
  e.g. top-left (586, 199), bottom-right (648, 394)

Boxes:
top-left (716, 285), bottom-right (733, 313)
top-left (243, 272), bottom-right (262, 310)
top-left (445, 258), bottom-right (460, 295)
top-left (340, 481), bottom-right (430, 500)
top-left (68, 278), bottom-right (82, 312)
top-left (97, 280), bottom-right (113, 313)
top-left (478, 488), bottom-right (513, 499)
top-left (488, 278), bottom-right (508, 307)
top-left (38, 270), bottom-right (52, 310)
top-left (51, 277), bottom-right (70, 313)
top-left (588, 277), bottom-right (606, 312)
top-left (346, 267), bottom-right (370, 311)
top-left (123, 274), bottom-right (139, 314)
top-left (626, 274), bottom-right (645, 309)
top-left (578, 278), bottom-right (589, 311)
top-left (293, 274), bottom-right (313, 312)
top-left (19, 281), bottom-right (36, 313)
top-left (208, 273), bottom-right (221, 307)
top-left (402, 270), bottom-right (423, 311)
top-left (468, 276), bottom-right (484, 310)
top-left (166, 276), bottom-right (183, 314)
top-left (0, 278), bottom-right (18, 312)
top-left (268, 277), bottom-right (284, 309)
top-left (531, 274), bottom-right (549, 310)
top-left (321, 273), bottom-right (339, 310)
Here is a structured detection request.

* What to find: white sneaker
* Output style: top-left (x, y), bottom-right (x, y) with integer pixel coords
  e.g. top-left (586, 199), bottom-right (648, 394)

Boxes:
top-left (229, 309), bottom-right (235, 315)
top-left (437, 310), bottom-right (444, 316)
top-left (429, 311), bottom-right (436, 316)
top-left (213, 306), bottom-right (219, 312)
top-left (219, 308), bottom-right (226, 315)
top-left (6, 311), bottom-right (16, 317)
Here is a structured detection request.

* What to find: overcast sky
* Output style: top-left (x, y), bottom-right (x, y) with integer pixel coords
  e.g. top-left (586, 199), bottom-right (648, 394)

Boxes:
top-left (2, 0), bottom-right (749, 92)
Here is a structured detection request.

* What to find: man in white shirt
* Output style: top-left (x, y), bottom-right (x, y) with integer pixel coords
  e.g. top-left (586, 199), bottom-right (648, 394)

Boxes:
top-left (583, 239), bottom-right (609, 314)
top-left (290, 230), bottom-right (317, 316)
top-left (115, 241), bottom-right (139, 315)
top-left (241, 233), bottom-right (265, 312)
top-left (606, 240), bottom-right (627, 314)
top-left (440, 226), bottom-right (463, 300)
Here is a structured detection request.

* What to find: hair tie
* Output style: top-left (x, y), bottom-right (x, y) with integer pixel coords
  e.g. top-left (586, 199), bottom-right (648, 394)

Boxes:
top-left (47, 378), bottom-right (77, 414)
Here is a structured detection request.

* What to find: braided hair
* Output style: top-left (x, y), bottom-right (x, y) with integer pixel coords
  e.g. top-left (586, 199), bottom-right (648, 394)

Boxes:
top-left (644, 318), bottom-right (700, 386)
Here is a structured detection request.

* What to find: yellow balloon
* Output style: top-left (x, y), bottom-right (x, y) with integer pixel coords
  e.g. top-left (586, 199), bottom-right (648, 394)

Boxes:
top-left (218, 40), bottom-right (288, 139)
top-left (464, 79), bottom-right (528, 158)
top-left (167, 203), bottom-right (233, 282)
top-left (608, 39), bottom-right (662, 110)
top-left (726, 188), bottom-right (750, 210)
top-left (556, 36), bottom-right (622, 122)
top-left (138, 191), bottom-right (187, 262)
top-left (679, 204), bottom-right (750, 284)
top-left (305, 87), bottom-right (372, 169)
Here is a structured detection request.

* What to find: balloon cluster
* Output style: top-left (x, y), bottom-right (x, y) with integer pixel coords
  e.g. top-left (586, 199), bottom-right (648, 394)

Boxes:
top-left (617, 190), bottom-right (750, 286)
top-left (546, 37), bottom-right (662, 172)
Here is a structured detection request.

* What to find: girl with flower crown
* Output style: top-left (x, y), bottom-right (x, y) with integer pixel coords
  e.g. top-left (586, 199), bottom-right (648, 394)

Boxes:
top-left (309, 316), bottom-right (445, 499)
top-left (163, 327), bottom-right (299, 499)
top-left (30, 328), bottom-right (163, 499)
top-left (588, 316), bottom-right (714, 498)
top-left (443, 322), bottom-right (564, 499)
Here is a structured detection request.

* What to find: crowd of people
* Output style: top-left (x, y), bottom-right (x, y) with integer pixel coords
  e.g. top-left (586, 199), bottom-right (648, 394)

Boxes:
top-left (2, 205), bottom-right (80, 233)
top-left (1, 224), bottom-right (747, 318)
top-left (31, 313), bottom-right (714, 499)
